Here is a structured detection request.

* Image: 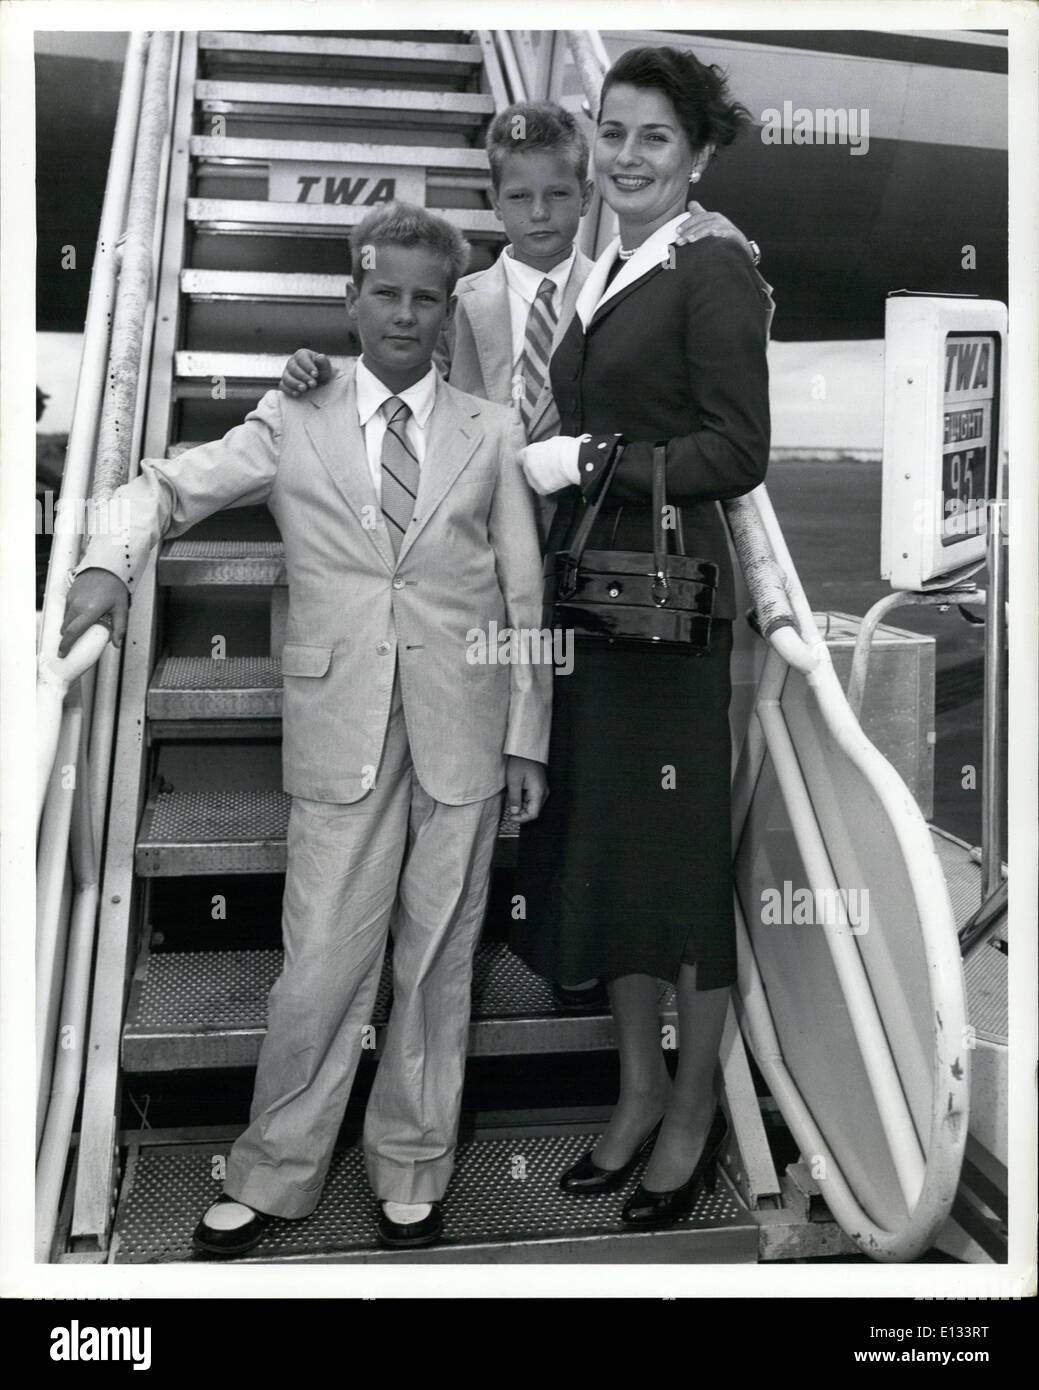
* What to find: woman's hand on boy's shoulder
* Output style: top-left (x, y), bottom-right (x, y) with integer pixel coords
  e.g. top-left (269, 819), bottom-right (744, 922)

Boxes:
top-left (280, 349), bottom-right (333, 396)
top-left (673, 203), bottom-right (760, 267)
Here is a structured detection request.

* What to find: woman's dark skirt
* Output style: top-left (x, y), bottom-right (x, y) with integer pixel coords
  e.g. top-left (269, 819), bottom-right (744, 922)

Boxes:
top-left (510, 620), bottom-right (737, 990)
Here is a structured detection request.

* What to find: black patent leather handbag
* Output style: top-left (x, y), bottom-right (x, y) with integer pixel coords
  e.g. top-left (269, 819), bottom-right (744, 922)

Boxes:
top-left (544, 444), bottom-right (718, 651)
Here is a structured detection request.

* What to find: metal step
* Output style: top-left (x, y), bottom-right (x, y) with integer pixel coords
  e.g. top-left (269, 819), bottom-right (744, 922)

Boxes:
top-left (149, 656), bottom-right (282, 720)
top-left (122, 941), bottom-right (654, 1070)
top-left (135, 788), bottom-right (521, 877)
top-left (136, 788), bottom-right (292, 876)
top-left (157, 540), bottom-right (286, 587)
top-left (181, 270), bottom-right (348, 304)
top-left (196, 80), bottom-right (494, 128)
top-left (198, 31), bottom-right (483, 83)
top-left (172, 350), bottom-right (353, 398)
top-left (187, 198), bottom-right (502, 238)
top-left (110, 1128), bottom-right (758, 1263)
top-left (190, 134), bottom-right (491, 174)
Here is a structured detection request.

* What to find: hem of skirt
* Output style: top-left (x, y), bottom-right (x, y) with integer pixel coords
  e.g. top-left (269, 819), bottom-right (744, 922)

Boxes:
top-left (512, 946), bottom-right (736, 993)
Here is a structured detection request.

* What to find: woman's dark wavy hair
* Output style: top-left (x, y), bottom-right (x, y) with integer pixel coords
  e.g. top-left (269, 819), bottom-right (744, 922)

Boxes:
top-left (599, 46), bottom-right (751, 159)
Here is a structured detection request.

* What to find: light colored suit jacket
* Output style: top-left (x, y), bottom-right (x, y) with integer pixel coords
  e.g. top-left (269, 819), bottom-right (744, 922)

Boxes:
top-left (73, 366), bottom-right (552, 805)
top-left (437, 246), bottom-right (594, 441)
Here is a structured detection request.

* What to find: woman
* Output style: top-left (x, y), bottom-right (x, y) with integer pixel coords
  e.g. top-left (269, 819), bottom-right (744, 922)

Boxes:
top-left (511, 46), bottom-right (772, 1226)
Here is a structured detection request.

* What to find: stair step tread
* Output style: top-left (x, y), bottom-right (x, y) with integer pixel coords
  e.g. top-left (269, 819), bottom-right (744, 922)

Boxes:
top-left (181, 269), bottom-right (350, 300)
top-left (153, 654), bottom-right (282, 690)
top-left (196, 79), bottom-right (494, 115)
top-left (123, 940), bottom-right (672, 1068)
top-left (174, 349), bottom-right (353, 381)
top-left (187, 198), bottom-right (502, 234)
top-left (135, 788), bottom-right (520, 877)
top-left (111, 1130), bottom-right (755, 1263)
top-left (149, 655), bottom-right (282, 719)
top-left (199, 31), bottom-right (482, 65)
top-left (190, 135), bottom-right (490, 171)
top-left (158, 538), bottom-right (286, 586)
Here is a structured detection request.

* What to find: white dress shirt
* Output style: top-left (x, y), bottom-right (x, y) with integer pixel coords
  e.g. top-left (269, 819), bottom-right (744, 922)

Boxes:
top-left (354, 355), bottom-right (438, 501)
top-left (501, 244), bottom-right (577, 368)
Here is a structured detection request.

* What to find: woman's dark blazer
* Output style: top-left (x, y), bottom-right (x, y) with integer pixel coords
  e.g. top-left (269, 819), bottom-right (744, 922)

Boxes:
top-left (548, 235), bottom-right (772, 622)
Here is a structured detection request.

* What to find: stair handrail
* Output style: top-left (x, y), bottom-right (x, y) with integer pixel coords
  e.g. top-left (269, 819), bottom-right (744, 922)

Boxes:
top-left (726, 484), bottom-right (969, 1260)
top-left (34, 30), bottom-right (175, 1261)
top-left (475, 30), bottom-right (528, 109)
top-left (562, 30), bottom-right (968, 1261)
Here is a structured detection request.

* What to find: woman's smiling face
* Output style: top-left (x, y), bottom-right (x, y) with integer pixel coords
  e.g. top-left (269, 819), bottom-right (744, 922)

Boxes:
top-left (595, 81), bottom-right (697, 229)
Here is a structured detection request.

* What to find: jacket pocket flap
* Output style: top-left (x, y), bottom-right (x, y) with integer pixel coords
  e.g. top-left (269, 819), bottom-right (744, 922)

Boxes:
top-left (280, 642), bottom-right (333, 677)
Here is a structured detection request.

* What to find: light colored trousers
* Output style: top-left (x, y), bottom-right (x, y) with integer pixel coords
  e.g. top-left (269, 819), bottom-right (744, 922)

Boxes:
top-left (223, 671), bottom-right (503, 1217)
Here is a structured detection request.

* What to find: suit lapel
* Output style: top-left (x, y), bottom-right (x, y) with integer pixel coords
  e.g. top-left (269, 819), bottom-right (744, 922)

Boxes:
top-left (587, 261), bottom-right (665, 333)
top-left (396, 378), bottom-right (483, 564)
top-left (301, 367), bottom-right (395, 572)
top-left (575, 215), bottom-right (685, 333)
top-left (460, 258), bottom-right (512, 403)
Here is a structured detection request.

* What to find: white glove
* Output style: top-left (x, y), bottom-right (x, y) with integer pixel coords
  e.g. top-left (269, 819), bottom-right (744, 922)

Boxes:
top-left (519, 436), bottom-right (587, 496)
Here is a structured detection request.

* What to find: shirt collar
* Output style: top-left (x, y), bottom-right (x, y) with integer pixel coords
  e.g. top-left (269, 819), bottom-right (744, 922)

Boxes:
top-left (501, 244), bottom-right (576, 303)
top-left (354, 355), bottom-right (438, 429)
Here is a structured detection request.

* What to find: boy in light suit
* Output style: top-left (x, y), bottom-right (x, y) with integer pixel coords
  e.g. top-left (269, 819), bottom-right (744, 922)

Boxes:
top-left (282, 102), bottom-right (597, 452)
top-left (60, 203), bottom-right (551, 1256)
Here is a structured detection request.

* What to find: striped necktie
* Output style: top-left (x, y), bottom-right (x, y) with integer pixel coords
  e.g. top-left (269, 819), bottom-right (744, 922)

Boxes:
top-left (519, 277), bottom-right (558, 439)
top-left (379, 396), bottom-right (418, 557)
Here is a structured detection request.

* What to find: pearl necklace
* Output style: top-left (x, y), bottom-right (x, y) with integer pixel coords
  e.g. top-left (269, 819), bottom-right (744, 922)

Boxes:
top-left (618, 245), bottom-right (638, 260)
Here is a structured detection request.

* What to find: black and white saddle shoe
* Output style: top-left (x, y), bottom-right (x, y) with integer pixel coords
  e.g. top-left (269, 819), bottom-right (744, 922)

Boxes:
top-left (192, 1195), bottom-right (270, 1258)
top-left (377, 1201), bottom-right (443, 1250)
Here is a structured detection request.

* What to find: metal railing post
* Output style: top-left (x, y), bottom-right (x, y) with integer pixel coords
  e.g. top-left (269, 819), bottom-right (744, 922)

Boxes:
top-left (981, 500), bottom-right (1007, 898)
top-left (36, 30), bottom-right (176, 1256)
top-left (69, 30), bottom-right (186, 1251)
top-left (35, 34), bottom-right (149, 816)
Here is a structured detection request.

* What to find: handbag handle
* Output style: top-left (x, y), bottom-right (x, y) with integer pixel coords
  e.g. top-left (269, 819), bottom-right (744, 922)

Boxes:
top-left (557, 443), bottom-right (681, 606)
top-left (555, 440), bottom-right (624, 599)
top-left (650, 444), bottom-right (671, 603)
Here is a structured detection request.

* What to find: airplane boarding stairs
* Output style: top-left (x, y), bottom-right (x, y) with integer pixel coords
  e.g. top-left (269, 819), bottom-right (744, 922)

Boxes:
top-left (40, 30), bottom-right (1007, 1266)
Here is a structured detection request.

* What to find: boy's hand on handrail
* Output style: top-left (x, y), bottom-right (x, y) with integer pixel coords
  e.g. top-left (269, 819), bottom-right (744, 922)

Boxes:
top-left (59, 568), bottom-right (129, 657)
top-left (280, 349), bottom-right (333, 397)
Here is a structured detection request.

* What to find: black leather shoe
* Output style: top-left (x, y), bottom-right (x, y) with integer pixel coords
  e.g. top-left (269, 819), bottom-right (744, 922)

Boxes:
top-left (377, 1201), bottom-right (443, 1249)
top-left (559, 1119), bottom-right (663, 1194)
top-left (192, 1196), bottom-right (270, 1258)
top-left (621, 1108), bottom-right (728, 1226)
top-left (551, 980), bottom-right (609, 1014)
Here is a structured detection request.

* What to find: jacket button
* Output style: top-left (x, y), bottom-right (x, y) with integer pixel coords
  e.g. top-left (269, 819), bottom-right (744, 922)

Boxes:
top-left (392, 577), bottom-right (405, 590)
top-left (376, 640), bottom-right (392, 656)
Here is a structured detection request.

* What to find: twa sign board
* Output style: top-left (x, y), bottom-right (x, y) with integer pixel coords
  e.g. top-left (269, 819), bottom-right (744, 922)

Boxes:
top-left (268, 162), bottom-right (426, 206)
top-left (881, 294), bottom-right (1006, 590)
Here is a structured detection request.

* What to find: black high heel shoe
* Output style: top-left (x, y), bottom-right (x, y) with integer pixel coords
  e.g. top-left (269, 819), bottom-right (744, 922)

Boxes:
top-left (559, 1118), bottom-right (664, 1194)
top-left (621, 1107), bottom-right (728, 1226)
